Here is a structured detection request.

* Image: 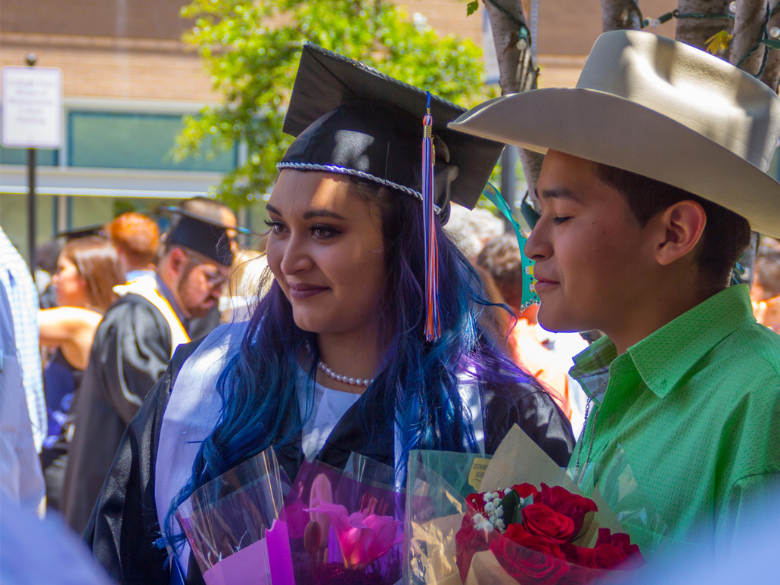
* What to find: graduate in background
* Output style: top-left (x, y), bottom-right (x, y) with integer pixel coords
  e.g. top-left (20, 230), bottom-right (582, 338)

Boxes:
top-left (61, 203), bottom-right (235, 534)
top-left (106, 212), bottom-right (160, 282)
top-left (84, 45), bottom-right (574, 584)
top-left (39, 236), bottom-right (125, 512)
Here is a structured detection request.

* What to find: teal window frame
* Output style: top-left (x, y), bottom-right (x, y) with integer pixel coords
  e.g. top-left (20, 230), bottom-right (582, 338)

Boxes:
top-left (67, 111), bottom-right (237, 172)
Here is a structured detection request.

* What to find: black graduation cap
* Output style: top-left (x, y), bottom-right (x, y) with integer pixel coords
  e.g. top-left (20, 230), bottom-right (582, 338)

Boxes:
top-left (278, 43), bottom-right (505, 216)
top-left (55, 224), bottom-right (106, 241)
top-left (162, 206), bottom-right (240, 267)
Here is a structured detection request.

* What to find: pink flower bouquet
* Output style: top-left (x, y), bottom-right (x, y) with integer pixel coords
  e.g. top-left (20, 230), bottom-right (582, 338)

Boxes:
top-left (282, 460), bottom-right (404, 585)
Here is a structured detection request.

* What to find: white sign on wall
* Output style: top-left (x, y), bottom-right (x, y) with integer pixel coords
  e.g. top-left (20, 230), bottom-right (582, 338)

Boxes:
top-left (1, 67), bottom-right (63, 149)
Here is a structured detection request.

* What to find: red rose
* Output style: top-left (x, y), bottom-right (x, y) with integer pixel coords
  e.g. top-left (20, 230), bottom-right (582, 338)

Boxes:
top-left (522, 503), bottom-right (576, 544)
top-left (491, 524), bottom-right (570, 583)
top-left (561, 543), bottom-right (594, 567)
top-left (534, 484), bottom-right (598, 535)
top-left (590, 529), bottom-right (645, 570)
top-left (465, 492), bottom-right (486, 514)
top-left (455, 512), bottom-right (499, 582)
top-left (513, 483), bottom-right (538, 499)
top-left (554, 566), bottom-right (599, 585)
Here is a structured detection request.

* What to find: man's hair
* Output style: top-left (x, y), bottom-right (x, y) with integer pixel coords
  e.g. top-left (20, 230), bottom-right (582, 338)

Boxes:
top-left (476, 233), bottom-right (524, 309)
top-left (596, 164), bottom-right (752, 290)
top-left (754, 237), bottom-right (780, 298)
top-left (106, 212), bottom-right (160, 269)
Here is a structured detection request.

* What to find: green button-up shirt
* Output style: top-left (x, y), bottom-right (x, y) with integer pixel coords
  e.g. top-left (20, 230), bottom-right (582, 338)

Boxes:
top-left (569, 284), bottom-right (780, 559)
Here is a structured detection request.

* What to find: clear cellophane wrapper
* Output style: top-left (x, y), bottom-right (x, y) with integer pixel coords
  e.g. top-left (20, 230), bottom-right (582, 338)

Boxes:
top-left (175, 447), bottom-right (294, 585)
top-left (405, 425), bottom-right (669, 585)
top-left (279, 456), bottom-right (405, 585)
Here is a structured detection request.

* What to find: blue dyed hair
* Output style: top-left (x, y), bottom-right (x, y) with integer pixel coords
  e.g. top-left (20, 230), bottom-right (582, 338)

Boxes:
top-left (164, 175), bottom-right (543, 549)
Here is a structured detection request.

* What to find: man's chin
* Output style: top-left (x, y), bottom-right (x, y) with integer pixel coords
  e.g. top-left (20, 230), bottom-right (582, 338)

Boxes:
top-left (536, 306), bottom-right (586, 334)
top-left (187, 304), bottom-right (215, 319)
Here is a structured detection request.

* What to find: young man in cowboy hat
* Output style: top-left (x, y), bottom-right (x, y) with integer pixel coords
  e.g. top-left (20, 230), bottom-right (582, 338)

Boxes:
top-left (452, 30), bottom-right (780, 556)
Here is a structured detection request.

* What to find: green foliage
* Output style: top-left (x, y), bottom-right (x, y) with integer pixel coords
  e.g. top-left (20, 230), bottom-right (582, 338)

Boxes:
top-left (466, 1), bottom-right (480, 16)
top-left (174, 0), bottom-right (496, 207)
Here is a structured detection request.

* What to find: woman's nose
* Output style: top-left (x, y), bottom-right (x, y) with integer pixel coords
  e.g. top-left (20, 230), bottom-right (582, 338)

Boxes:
top-left (279, 232), bottom-right (313, 275)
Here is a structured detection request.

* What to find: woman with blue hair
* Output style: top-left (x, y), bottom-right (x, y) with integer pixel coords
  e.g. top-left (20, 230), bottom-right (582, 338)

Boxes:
top-left (84, 45), bottom-right (574, 585)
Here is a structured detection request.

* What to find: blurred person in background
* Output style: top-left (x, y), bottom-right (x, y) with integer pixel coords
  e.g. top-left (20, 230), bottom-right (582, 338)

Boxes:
top-left (219, 244), bottom-right (269, 322)
top-left (0, 492), bottom-right (113, 585)
top-left (106, 211), bottom-right (160, 281)
top-left (0, 227), bottom-right (46, 455)
top-left (0, 271), bottom-right (45, 514)
top-left (751, 236), bottom-right (780, 333)
top-left (444, 202), bottom-right (505, 259)
top-left (34, 239), bottom-right (64, 309)
top-left (38, 237), bottom-right (125, 512)
top-left (477, 234), bottom-right (591, 427)
top-left (176, 197), bottom-right (241, 339)
top-left (61, 203), bottom-right (235, 534)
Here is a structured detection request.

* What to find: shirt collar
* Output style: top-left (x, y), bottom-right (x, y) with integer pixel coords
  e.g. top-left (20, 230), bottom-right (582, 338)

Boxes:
top-left (628, 284), bottom-right (754, 398)
top-left (570, 285), bottom-right (754, 400)
top-left (570, 336), bottom-right (616, 403)
top-left (155, 274), bottom-right (189, 329)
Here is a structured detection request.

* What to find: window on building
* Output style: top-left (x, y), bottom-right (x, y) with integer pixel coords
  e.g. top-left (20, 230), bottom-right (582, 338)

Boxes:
top-left (68, 111), bottom-right (236, 172)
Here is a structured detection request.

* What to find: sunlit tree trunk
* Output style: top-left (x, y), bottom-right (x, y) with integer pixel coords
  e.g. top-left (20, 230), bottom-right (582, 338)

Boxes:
top-left (600, 0), bottom-right (643, 31)
top-left (760, 0), bottom-right (780, 90)
top-left (731, 0), bottom-right (769, 74)
top-left (676, 0), bottom-right (733, 53)
top-left (482, 0), bottom-right (545, 190)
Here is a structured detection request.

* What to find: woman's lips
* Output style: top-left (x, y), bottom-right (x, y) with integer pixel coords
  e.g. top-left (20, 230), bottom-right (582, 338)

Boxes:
top-left (288, 282), bottom-right (329, 300)
top-left (534, 277), bottom-right (560, 293)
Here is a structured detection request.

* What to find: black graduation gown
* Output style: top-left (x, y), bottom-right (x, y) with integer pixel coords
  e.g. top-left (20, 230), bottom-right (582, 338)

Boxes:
top-left (62, 293), bottom-right (174, 535)
top-left (85, 336), bottom-right (575, 585)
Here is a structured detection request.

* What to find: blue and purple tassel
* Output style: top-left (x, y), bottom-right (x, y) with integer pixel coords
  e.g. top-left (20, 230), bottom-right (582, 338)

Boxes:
top-left (422, 92), bottom-right (441, 341)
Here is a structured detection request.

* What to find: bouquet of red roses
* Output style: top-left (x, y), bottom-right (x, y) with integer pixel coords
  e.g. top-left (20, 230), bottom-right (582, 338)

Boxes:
top-left (405, 426), bottom-right (664, 585)
top-left (456, 482), bottom-right (643, 584)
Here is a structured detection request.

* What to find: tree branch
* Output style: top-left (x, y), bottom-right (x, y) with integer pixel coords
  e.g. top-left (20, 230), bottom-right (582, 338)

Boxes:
top-left (482, 0), bottom-right (545, 190)
top-left (600, 0), bottom-right (643, 32)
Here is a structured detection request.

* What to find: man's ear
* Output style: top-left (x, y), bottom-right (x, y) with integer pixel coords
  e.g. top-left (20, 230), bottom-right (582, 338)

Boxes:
top-left (653, 200), bottom-right (707, 266)
top-left (168, 247), bottom-right (187, 278)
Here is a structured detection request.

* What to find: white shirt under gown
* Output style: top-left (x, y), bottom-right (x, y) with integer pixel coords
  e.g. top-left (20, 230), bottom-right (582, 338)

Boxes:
top-left (154, 321), bottom-right (484, 576)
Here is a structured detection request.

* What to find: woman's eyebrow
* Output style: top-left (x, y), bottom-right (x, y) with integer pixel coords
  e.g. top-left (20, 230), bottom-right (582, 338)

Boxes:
top-left (302, 209), bottom-right (347, 220)
top-left (266, 204), bottom-right (283, 216)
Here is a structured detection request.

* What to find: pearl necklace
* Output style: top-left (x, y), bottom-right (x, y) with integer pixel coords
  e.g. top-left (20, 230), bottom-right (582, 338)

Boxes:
top-left (317, 360), bottom-right (373, 387)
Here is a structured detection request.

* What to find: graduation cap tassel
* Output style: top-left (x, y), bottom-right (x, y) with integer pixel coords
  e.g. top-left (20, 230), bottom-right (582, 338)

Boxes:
top-left (422, 92), bottom-right (441, 342)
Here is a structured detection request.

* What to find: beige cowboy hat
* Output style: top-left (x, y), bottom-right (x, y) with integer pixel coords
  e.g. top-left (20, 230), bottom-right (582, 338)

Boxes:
top-left (449, 30), bottom-right (780, 237)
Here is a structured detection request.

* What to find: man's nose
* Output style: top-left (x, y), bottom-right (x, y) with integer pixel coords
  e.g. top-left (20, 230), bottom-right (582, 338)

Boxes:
top-left (524, 221), bottom-right (551, 261)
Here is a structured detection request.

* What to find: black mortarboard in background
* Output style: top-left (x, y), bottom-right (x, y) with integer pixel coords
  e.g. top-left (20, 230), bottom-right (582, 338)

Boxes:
top-left (278, 43), bottom-right (505, 219)
top-left (55, 224), bottom-right (106, 241)
top-left (163, 207), bottom-right (238, 267)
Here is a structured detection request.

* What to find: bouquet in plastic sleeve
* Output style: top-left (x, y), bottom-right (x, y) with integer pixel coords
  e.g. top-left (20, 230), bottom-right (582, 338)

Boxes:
top-left (175, 447), bottom-right (295, 585)
top-left (406, 425), bottom-right (666, 585)
top-left (280, 456), bottom-right (404, 585)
